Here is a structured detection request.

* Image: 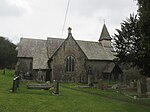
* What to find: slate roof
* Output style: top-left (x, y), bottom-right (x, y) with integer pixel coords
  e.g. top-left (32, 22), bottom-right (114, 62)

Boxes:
top-left (103, 62), bottom-right (116, 73)
top-left (17, 38), bottom-right (48, 69)
top-left (76, 40), bottom-right (115, 60)
top-left (17, 37), bottom-right (116, 69)
top-left (99, 24), bottom-right (111, 41)
top-left (47, 37), bottom-right (64, 58)
top-left (103, 62), bottom-right (123, 74)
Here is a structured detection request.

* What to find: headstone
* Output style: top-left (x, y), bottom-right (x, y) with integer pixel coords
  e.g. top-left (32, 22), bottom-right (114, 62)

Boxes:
top-left (146, 78), bottom-right (150, 97)
top-left (141, 78), bottom-right (147, 94)
top-left (98, 79), bottom-right (103, 90)
top-left (137, 79), bottom-right (147, 95)
top-left (53, 80), bottom-right (59, 94)
top-left (27, 83), bottom-right (50, 90)
top-left (12, 76), bottom-right (20, 92)
top-left (137, 80), bottom-right (142, 95)
top-left (130, 81), bottom-right (134, 89)
top-left (12, 78), bottom-right (17, 92)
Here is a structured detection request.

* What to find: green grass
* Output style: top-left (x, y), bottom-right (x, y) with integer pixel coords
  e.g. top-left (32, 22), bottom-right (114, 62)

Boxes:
top-left (0, 70), bottom-right (150, 112)
top-left (61, 82), bottom-right (150, 106)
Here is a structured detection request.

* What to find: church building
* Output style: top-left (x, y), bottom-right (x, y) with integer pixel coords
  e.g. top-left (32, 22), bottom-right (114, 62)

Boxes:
top-left (16, 24), bottom-right (122, 83)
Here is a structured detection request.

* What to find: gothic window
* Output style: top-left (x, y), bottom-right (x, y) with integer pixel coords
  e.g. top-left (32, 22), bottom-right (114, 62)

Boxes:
top-left (66, 56), bottom-right (75, 72)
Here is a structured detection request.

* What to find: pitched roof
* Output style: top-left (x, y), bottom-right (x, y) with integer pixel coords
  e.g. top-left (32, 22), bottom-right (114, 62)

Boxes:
top-left (17, 37), bottom-right (116, 69)
top-left (76, 40), bottom-right (115, 60)
top-left (103, 62), bottom-right (116, 73)
top-left (47, 37), bottom-right (64, 58)
top-left (99, 24), bottom-right (111, 41)
top-left (17, 38), bottom-right (48, 69)
top-left (103, 62), bottom-right (122, 74)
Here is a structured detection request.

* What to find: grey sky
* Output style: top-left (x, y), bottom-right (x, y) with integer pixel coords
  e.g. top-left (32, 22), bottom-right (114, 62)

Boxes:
top-left (0, 0), bottom-right (138, 44)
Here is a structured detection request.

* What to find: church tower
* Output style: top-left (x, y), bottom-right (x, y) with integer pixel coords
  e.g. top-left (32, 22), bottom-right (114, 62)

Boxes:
top-left (99, 24), bottom-right (111, 48)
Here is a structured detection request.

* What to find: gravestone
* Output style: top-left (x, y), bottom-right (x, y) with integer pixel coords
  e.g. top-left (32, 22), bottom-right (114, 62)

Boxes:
top-left (12, 76), bottom-right (20, 92)
top-left (137, 80), bottom-right (142, 95)
top-left (137, 79), bottom-right (147, 95)
top-left (53, 80), bottom-right (59, 94)
top-left (130, 81), bottom-right (134, 89)
top-left (27, 81), bottom-right (50, 90)
top-left (98, 79), bottom-right (103, 90)
top-left (146, 78), bottom-right (150, 97)
top-left (12, 78), bottom-right (17, 92)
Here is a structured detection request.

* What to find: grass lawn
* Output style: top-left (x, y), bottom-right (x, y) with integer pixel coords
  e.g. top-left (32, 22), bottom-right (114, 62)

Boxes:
top-left (0, 70), bottom-right (150, 112)
top-left (61, 83), bottom-right (150, 106)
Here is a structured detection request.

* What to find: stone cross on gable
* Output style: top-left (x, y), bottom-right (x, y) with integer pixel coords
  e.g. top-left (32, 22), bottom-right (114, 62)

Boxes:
top-left (68, 27), bottom-right (72, 36)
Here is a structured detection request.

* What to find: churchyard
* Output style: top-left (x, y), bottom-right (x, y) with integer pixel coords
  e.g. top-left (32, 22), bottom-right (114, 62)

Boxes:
top-left (0, 69), bottom-right (150, 112)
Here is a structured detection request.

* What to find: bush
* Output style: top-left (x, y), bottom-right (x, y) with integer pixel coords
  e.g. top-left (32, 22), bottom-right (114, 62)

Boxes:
top-left (123, 67), bottom-right (145, 81)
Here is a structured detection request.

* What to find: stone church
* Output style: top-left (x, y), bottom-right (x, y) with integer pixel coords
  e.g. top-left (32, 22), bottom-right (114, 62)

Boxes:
top-left (16, 24), bottom-right (122, 83)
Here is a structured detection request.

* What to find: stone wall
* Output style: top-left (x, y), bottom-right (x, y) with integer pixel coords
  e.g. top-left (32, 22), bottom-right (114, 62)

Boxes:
top-left (51, 36), bottom-right (87, 83)
top-left (17, 58), bottom-right (33, 74)
top-left (17, 58), bottom-right (47, 81)
top-left (100, 40), bottom-right (111, 47)
top-left (86, 60), bottom-right (111, 82)
top-left (16, 58), bottom-right (33, 79)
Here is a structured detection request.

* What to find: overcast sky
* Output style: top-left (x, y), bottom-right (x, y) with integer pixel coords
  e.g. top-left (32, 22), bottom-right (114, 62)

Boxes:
top-left (0, 0), bottom-right (138, 44)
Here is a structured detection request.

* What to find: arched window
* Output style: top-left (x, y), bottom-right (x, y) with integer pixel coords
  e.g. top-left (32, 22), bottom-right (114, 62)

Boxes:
top-left (66, 56), bottom-right (75, 72)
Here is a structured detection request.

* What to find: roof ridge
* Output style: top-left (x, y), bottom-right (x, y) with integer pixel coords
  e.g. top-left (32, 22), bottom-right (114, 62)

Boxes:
top-left (21, 37), bottom-right (46, 41)
top-left (47, 37), bottom-right (65, 40)
top-left (21, 37), bottom-right (100, 43)
top-left (47, 37), bottom-right (99, 43)
top-left (76, 39), bottom-right (99, 43)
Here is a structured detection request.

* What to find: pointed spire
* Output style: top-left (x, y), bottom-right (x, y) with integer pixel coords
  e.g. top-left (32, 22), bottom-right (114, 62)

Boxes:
top-left (99, 24), bottom-right (111, 41)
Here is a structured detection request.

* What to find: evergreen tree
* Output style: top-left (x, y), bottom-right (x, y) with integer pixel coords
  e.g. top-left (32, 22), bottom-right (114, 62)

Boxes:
top-left (113, 14), bottom-right (141, 67)
top-left (137, 0), bottom-right (150, 76)
top-left (0, 36), bottom-right (17, 68)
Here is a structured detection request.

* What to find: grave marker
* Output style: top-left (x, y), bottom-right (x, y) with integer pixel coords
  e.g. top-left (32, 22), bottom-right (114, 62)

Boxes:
top-left (146, 78), bottom-right (150, 97)
top-left (130, 81), bottom-right (134, 89)
top-left (12, 76), bottom-right (20, 92)
top-left (137, 79), bottom-right (147, 95)
top-left (53, 80), bottom-right (59, 94)
top-left (137, 80), bottom-right (142, 95)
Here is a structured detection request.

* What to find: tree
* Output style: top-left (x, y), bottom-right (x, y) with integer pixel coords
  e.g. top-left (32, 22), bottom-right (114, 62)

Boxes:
top-left (113, 14), bottom-right (141, 67)
top-left (137, 0), bottom-right (150, 76)
top-left (0, 36), bottom-right (17, 69)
